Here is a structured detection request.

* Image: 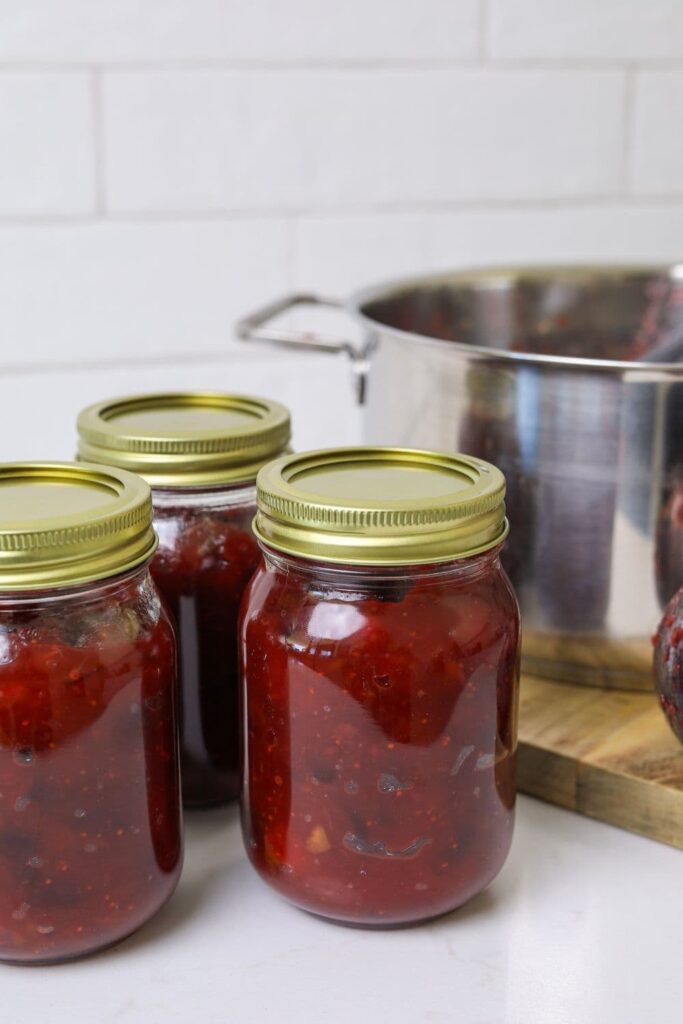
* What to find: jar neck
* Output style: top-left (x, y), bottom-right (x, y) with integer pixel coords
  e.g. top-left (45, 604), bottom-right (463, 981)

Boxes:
top-left (0, 561), bottom-right (152, 609)
top-left (152, 482), bottom-right (256, 509)
top-left (259, 543), bottom-right (503, 588)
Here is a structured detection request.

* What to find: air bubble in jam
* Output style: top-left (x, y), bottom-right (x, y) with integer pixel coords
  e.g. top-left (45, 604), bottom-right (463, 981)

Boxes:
top-left (475, 753), bottom-right (496, 771)
top-left (450, 745), bottom-right (474, 776)
top-left (342, 833), bottom-right (432, 859)
top-left (377, 773), bottom-right (413, 793)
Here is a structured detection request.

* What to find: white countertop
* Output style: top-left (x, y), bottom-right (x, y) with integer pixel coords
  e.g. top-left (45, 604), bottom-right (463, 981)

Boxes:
top-left (4, 796), bottom-right (681, 1024)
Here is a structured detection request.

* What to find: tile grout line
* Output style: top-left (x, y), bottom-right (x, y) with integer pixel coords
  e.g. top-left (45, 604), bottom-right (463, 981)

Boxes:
top-left (5, 195), bottom-right (683, 228)
top-left (620, 65), bottom-right (637, 195)
top-left (90, 68), bottom-right (107, 216)
top-left (478, 0), bottom-right (490, 63)
top-left (0, 348), bottom-right (317, 379)
top-left (0, 57), bottom-right (683, 73)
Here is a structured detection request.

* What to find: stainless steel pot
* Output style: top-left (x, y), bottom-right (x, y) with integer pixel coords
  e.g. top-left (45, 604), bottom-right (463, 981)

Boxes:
top-left (237, 266), bottom-right (683, 690)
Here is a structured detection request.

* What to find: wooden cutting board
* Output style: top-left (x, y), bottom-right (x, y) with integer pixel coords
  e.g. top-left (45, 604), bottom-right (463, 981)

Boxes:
top-left (518, 674), bottom-right (683, 850)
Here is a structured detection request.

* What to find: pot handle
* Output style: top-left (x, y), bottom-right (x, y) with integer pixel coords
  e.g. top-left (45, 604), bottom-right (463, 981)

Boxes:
top-left (235, 293), bottom-right (369, 404)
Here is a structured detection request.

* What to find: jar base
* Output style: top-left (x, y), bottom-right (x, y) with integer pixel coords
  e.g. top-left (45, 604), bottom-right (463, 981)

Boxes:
top-left (0, 867), bottom-right (182, 966)
top-left (258, 872), bottom-right (503, 930)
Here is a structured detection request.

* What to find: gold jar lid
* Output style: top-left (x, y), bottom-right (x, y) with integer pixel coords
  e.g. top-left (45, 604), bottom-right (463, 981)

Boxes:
top-left (77, 392), bottom-right (292, 488)
top-left (0, 462), bottom-right (157, 591)
top-left (255, 447), bottom-right (508, 566)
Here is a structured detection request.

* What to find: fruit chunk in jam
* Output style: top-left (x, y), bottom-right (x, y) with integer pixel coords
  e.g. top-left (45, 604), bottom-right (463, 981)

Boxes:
top-left (0, 570), bottom-right (181, 964)
top-left (654, 587), bottom-right (683, 744)
top-left (151, 491), bottom-right (260, 806)
top-left (240, 547), bottom-right (520, 926)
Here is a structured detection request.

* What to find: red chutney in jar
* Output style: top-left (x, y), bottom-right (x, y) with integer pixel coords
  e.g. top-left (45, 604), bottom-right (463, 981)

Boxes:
top-left (241, 447), bottom-right (520, 926)
top-left (150, 490), bottom-right (260, 804)
top-left (0, 463), bottom-right (181, 964)
top-left (78, 392), bottom-right (291, 807)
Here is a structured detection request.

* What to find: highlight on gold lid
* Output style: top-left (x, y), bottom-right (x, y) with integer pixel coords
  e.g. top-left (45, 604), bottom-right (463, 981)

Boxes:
top-left (0, 462), bottom-right (157, 591)
top-left (255, 447), bottom-right (508, 566)
top-left (77, 392), bottom-right (292, 488)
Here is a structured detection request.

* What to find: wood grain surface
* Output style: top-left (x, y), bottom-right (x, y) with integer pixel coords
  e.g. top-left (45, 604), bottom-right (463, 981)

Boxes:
top-left (518, 674), bottom-right (683, 850)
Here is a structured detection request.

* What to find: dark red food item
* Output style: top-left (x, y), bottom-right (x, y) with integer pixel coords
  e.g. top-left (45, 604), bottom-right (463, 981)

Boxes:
top-left (655, 472), bottom-right (683, 607)
top-left (0, 569), bottom-right (181, 964)
top-left (653, 588), bottom-right (683, 744)
top-left (151, 491), bottom-right (260, 806)
top-left (240, 547), bottom-right (520, 926)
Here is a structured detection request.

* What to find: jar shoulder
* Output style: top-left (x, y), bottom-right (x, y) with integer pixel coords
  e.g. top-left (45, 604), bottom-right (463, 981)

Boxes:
top-left (241, 559), bottom-right (520, 659)
top-left (0, 569), bottom-right (173, 661)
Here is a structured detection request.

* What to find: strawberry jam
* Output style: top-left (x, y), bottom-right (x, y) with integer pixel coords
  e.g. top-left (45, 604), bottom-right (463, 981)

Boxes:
top-left (76, 391), bottom-right (292, 808)
top-left (241, 546), bottom-right (520, 926)
top-left (150, 488), bottom-right (260, 806)
top-left (0, 567), bottom-right (181, 963)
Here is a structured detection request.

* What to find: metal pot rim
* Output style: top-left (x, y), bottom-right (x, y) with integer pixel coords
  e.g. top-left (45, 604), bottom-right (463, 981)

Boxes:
top-left (350, 262), bottom-right (683, 377)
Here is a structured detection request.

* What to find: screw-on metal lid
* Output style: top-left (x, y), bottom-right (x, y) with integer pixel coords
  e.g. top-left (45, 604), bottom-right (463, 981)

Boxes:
top-left (77, 392), bottom-right (292, 488)
top-left (255, 447), bottom-right (508, 566)
top-left (0, 462), bottom-right (157, 591)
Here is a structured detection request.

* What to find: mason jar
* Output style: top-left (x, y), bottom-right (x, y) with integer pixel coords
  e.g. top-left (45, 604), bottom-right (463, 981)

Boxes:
top-left (240, 447), bottom-right (520, 926)
top-left (77, 393), bottom-right (291, 807)
top-left (0, 462), bottom-right (181, 963)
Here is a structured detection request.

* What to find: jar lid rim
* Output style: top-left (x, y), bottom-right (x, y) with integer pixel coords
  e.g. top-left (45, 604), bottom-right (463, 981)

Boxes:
top-left (77, 391), bottom-right (291, 487)
top-left (255, 446), bottom-right (508, 565)
top-left (0, 461), bottom-right (157, 590)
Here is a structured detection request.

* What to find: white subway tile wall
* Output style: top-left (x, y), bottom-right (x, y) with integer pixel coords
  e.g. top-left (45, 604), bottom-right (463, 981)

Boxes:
top-left (0, 2), bottom-right (681, 458)
top-left (0, 73), bottom-right (95, 216)
top-left (103, 69), bottom-right (626, 212)
top-left (0, 1), bottom-right (480, 63)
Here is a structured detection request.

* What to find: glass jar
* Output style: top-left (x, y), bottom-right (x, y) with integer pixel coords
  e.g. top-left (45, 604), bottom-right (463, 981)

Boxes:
top-left (0, 463), bottom-right (181, 963)
top-left (653, 587), bottom-right (683, 744)
top-left (77, 392), bottom-right (291, 807)
top-left (240, 447), bottom-right (520, 926)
